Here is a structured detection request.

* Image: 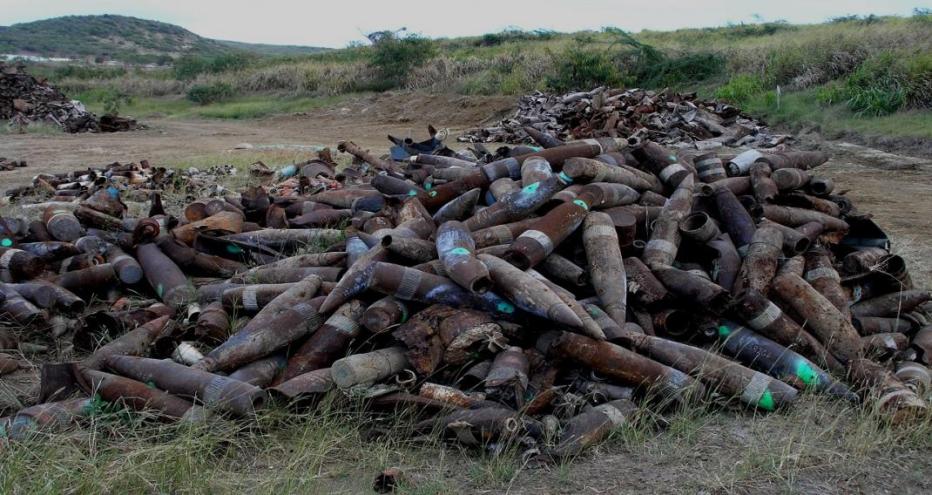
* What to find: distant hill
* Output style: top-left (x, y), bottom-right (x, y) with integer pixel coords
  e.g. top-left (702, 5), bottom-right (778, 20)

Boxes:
top-left (0, 15), bottom-right (328, 64)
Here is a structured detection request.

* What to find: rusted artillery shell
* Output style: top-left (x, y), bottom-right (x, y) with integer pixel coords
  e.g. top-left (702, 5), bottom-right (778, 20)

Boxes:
top-left (104, 244), bottom-right (143, 284)
top-left (106, 355), bottom-right (265, 417)
top-left (479, 254), bottom-right (582, 328)
top-left (1, 398), bottom-right (93, 441)
top-left (55, 252), bottom-right (104, 273)
top-left (172, 211), bottom-right (243, 246)
top-left (847, 358), bottom-right (927, 424)
top-left (367, 262), bottom-right (515, 316)
top-left (808, 177), bottom-right (835, 196)
top-left (195, 301), bottom-right (230, 343)
top-left (551, 399), bottom-right (636, 457)
top-left (172, 342), bottom-right (205, 366)
top-left (484, 346), bottom-right (529, 406)
top-left (471, 218), bottom-right (537, 248)
top-left (804, 248), bottom-right (849, 319)
top-left (694, 153), bottom-right (727, 183)
top-left (644, 175), bottom-right (694, 268)
top-left (735, 223), bottom-right (783, 294)
top-left (289, 208), bottom-right (351, 228)
top-left (436, 220), bottom-right (491, 293)
top-left (850, 290), bottom-right (931, 318)
top-left (749, 162), bottom-right (778, 204)
top-left (679, 212), bottom-right (720, 243)
top-left (0, 283), bottom-right (48, 324)
top-left (771, 168), bottom-right (810, 191)
top-left (419, 382), bottom-right (486, 408)
top-left (279, 300), bottom-right (366, 382)
top-left (538, 252), bottom-right (588, 287)
top-left (629, 333), bottom-right (798, 410)
top-left (528, 269), bottom-right (606, 340)
top-left (762, 205), bottom-right (848, 232)
top-left (9, 281), bottom-right (84, 312)
top-left (707, 234), bottom-right (741, 292)
top-left (228, 354), bottom-right (287, 387)
top-left (758, 219), bottom-right (811, 254)
top-left (521, 156), bottom-right (553, 185)
top-left (330, 346), bottom-right (409, 389)
top-left (43, 206), bottom-right (84, 242)
top-left (717, 321), bottom-right (856, 401)
top-left (733, 289), bottom-right (844, 374)
top-left (221, 283), bottom-right (296, 313)
top-left (623, 257), bottom-right (669, 308)
top-left (842, 248), bottom-right (889, 275)
top-left (229, 266), bottom-right (341, 284)
top-left (563, 157), bottom-right (652, 190)
top-left (196, 276), bottom-right (323, 372)
top-left (73, 205), bottom-right (125, 231)
top-left (584, 303), bottom-right (632, 341)
top-left (338, 140), bottom-right (401, 173)
top-left (157, 235), bottom-right (248, 278)
top-left (432, 188), bottom-right (481, 224)
top-left (714, 185), bottom-right (755, 252)
top-left (465, 172), bottom-right (571, 232)
top-left (852, 316), bottom-right (911, 335)
top-left (0, 247), bottom-right (44, 280)
top-left (895, 362), bottom-right (930, 393)
top-left (652, 266), bottom-right (730, 314)
top-left (632, 141), bottom-right (692, 187)
top-left (488, 177), bottom-right (521, 202)
top-left (545, 331), bottom-right (705, 402)
top-left (523, 126), bottom-right (564, 149)
top-left (18, 241), bottom-right (81, 261)
top-left (362, 296), bottom-right (408, 334)
top-left (583, 211), bottom-right (627, 327)
top-left (504, 188), bottom-right (600, 270)
top-left (268, 368), bottom-right (334, 402)
top-left (78, 367), bottom-right (206, 421)
top-left (235, 253), bottom-right (345, 281)
top-left (319, 243), bottom-right (388, 314)
top-left (772, 273), bottom-right (862, 365)
top-left (80, 315), bottom-right (174, 370)
top-left (586, 182), bottom-right (639, 208)
top-left (759, 151), bottom-right (829, 171)
top-left (222, 228), bottom-right (343, 252)
top-left (310, 188), bottom-right (383, 209)
top-left (136, 243), bottom-right (195, 308)
top-left (371, 174), bottom-right (425, 198)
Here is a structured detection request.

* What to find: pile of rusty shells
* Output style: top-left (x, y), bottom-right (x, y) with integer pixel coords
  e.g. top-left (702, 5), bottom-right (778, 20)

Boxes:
top-left (0, 129), bottom-right (929, 460)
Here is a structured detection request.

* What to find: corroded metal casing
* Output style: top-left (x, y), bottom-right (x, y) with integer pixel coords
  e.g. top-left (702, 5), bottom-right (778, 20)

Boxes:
top-left (437, 220), bottom-right (491, 293)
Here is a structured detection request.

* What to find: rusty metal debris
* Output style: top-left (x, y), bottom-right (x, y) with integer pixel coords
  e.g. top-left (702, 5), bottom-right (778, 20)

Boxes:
top-left (1, 62), bottom-right (139, 133)
top-left (459, 87), bottom-right (788, 149)
top-left (0, 98), bottom-right (929, 463)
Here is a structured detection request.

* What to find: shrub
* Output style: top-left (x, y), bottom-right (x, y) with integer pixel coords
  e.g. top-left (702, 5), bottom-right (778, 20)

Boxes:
top-left (186, 83), bottom-right (233, 105)
top-left (715, 74), bottom-right (767, 105)
top-left (368, 31), bottom-right (436, 88)
top-left (547, 43), bottom-right (622, 91)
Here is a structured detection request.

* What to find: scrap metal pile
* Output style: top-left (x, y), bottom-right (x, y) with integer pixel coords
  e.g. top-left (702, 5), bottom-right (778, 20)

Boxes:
top-left (0, 158), bottom-right (27, 172)
top-left (459, 87), bottom-right (785, 150)
top-left (0, 62), bottom-right (138, 133)
top-left (0, 127), bottom-right (930, 462)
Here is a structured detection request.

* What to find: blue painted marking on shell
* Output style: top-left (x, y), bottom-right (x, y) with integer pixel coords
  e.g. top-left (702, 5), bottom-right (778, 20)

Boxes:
top-left (107, 186), bottom-right (119, 198)
top-left (424, 183), bottom-right (432, 191)
top-left (522, 182), bottom-right (540, 194)
top-left (558, 171), bottom-right (573, 184)
top-left (0, 238), bottom-right (12, 247)
top-left (573, 199), bottom-right (589, 210)
top-left (449, 247), bottom-right (470, 256)
top-left (429, 191), bottom-right (438, 197)
top-left (407, 189), bottom-right (417, 196)
top-left (226, 244), bottom-right (243, 254)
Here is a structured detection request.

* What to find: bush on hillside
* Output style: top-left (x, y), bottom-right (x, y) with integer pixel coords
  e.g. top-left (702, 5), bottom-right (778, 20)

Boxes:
top-left (186, 82), bottom-right (233, 105)
top-left (368, 30), bottom-right (436, 88)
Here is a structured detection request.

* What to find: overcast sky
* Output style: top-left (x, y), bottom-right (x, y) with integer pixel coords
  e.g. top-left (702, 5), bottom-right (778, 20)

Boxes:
top-left (1, 0), bottom-right (925, 48)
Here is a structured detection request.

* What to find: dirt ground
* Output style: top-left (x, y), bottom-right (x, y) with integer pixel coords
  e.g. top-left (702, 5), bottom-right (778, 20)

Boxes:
top-left (1, 92), bottom-right (931, 494)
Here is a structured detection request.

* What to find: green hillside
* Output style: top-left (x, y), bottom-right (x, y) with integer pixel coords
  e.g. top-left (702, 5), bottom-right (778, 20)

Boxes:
top-left (0, 15), bottom-right (327, 64)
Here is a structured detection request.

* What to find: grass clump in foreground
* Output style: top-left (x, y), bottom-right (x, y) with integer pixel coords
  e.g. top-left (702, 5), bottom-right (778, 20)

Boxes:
top-left (1, 393), bottom-right (929, 494)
